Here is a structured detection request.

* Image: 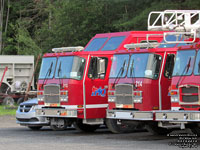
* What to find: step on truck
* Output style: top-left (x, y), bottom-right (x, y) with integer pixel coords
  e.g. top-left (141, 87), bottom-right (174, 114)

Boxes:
top-left (154, 10), bottom-right (200, 136)
top-left (106, 10), bottom-right (194, 134)
top-left (35, 31), bottom-right (164, 131)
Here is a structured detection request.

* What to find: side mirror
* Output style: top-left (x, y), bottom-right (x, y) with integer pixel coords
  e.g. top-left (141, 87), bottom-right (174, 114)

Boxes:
top-left (97, 58), bottom-right (105, 75)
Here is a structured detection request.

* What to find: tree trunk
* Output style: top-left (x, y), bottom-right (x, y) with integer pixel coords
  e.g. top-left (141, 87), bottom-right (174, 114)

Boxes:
top-left (0, 0), bottom-right (5, 54)
top-left (5, 0), bottom-right (9, 35)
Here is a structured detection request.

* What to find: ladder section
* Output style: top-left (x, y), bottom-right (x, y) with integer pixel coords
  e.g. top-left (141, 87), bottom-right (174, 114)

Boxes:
top-left (148, 10), bottom-right (200, 32)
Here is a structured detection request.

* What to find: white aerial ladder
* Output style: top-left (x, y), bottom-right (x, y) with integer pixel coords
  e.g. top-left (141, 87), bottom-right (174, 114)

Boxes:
top-left (125, 10), bottom-right (200, 49)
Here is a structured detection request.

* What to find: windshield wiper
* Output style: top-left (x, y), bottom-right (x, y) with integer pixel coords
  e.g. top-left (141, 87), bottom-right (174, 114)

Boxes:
top-left (112, 60), bottom-right (126, 88)
top-left (57, 61), bottom-right (63, 89)
top-left (129, 59), bottom-right (136, 89)
top-left (42, 62), bottom-right (53, 88)
top-left (176, 57), bottom-right (191, 88)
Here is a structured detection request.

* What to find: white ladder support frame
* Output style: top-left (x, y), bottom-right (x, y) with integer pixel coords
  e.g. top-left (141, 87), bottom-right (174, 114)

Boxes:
top-left (163, 31), bottom-right (196, 44)
top-left (148, 10), bottom-right (200, 32)
top-left (124, 33), bottom-right (163, 49)
top-left (148, 10), bottom-right (200, 44)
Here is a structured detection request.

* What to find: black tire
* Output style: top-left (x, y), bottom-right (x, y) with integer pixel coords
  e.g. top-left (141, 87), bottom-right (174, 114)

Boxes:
top-left (190, 124), bottom-right (200, 136)
top-left (106, 119), bottom-right (136, 134)
top-left (50, 125), bottom-right (66, 131)
top-left (28, 126), bottom-right (42, 130)
top-left (17, 97), bottom-right (24, 105)
top-left (74, 119), bottom-right (99, 132)
top-left (2, 96), bottom-right (15, 106)
top-left (0, 83), bottom-right (11, 94)
top-left (145, 122), bottom-right (172, 135)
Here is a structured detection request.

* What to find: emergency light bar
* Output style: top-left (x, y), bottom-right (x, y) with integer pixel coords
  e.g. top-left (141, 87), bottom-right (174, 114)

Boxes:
top-left (124, 42), bottom-right (159, 49)
top-left (52, 46), bottom-right (84, 53)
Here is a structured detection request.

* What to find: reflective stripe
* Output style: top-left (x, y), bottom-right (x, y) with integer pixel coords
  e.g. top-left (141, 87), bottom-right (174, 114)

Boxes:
top-left (64, 105), bottom-right (78, 109)
top-left (63, 104), bottom-right (108, 109)
top-left (171, 107), bottom-right (180, 111)
top-left (86, 104), bottom-right (108, 108)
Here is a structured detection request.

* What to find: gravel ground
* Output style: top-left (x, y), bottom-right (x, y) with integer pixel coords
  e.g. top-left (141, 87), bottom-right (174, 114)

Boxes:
top-left (0, 116), bottom-right (199, 150)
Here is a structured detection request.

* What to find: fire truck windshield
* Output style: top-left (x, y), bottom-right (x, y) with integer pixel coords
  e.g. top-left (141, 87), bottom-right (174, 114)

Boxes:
top-left (55, 56), bottom-right (85, 80)
top-left (109, 53), bottom-right (162, 79)
top-left (39, 57), bottom-right (57, 79)
top-left (194, 50), bottom-right (200, 75)
top-left (39, 56), bottom-right (85, 80)
top-left (109, 54), bottom-right (129, 78)
top-left (172, 50), bottom-right (196, 76)
top-left (127, 53), bottom-right (162, 79)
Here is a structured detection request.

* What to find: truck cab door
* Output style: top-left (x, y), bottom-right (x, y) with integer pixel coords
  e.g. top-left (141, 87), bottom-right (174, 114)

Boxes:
top-left (161, 53), bottom-right (175, 110)
top-left (84, 56), bottom-right (110, 120)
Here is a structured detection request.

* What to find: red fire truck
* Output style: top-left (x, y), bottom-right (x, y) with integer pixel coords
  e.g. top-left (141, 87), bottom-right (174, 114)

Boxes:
top-left (106, 10), bottom-right (192, 134)
top-left (154, 10), bottom-right (200, 136)
top-left (35, 31), bottom-right (164, 131)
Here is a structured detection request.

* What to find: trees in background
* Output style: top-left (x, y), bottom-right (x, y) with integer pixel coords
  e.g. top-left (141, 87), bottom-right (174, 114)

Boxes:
top-left (1, 0), bottom-right (200, 56)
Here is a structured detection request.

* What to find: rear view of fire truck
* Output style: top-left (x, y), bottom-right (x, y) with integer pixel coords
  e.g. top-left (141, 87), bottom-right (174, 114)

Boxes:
top-left (154, 10), bottom-right (200, 136)
top-left (106, 10), bottom-right (190, 134)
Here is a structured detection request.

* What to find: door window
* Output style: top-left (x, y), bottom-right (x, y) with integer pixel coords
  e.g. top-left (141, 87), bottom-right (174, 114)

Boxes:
top-left (164, 54), bottom-right (175, 78)
top-left (88, 57), bottom-right (108, 79)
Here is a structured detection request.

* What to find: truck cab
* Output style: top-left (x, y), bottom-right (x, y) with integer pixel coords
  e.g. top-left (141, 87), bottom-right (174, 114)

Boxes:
top-left (36, 31), bottom-right (165, 131)
top-left (106, 34), bottom-right (179, 134)
top-left (144, 10), bottom-right (200, 136)
top-left (106, 10), bottom-right (196, 134)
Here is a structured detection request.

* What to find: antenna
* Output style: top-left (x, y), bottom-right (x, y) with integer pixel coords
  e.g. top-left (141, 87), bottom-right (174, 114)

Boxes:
top-left (52, 46), bottom-right (84, 53)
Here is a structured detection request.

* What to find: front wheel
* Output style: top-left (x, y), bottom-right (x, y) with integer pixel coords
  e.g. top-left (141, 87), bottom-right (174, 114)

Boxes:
top-left (106, 119), bottom-right (136, 134)
top-left (28, 126), bottom-right (42, 131)
top-left (145, 122), bottom-right (172, 135)
top-left (74, 119), bottom-right (99, 132)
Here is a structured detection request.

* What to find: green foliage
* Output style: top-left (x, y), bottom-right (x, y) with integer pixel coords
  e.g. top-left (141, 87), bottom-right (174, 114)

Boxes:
top-left (15, 24), bottom-right (42, 56)
top-left (1, 0), bottom-right (200, 56)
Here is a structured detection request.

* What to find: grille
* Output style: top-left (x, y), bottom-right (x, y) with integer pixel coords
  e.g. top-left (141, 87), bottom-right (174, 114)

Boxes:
top-left (181, 86), bottom-right (199, 103)
top-left (115, 84), bottom-right (133, 105)
top-left (44, 84), bottom-right (60, 104)
top-left (182, 87), bottom-right (198, 93)
top-left (19, 105), bottom-right (32, 112)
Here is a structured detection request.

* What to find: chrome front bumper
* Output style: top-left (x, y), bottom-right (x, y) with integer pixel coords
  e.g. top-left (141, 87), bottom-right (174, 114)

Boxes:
top-left (36, 108), bottom-right (77, 118)
top-left (155, 111), bottom-right (200, 122)
top-left (107, 110), bottom-right (154, 121)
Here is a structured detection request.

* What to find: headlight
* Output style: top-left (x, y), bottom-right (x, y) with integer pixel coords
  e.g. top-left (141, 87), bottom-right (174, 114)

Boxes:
top-left (108, 96), bottom-right (116, 102)
top-left (37, 91), bottom-right (44, 101)
top-left (60, 91), bottom-right (68, 102)
top-left (171, 96), bottom-right (179, 102)
top-left (133, 99), bottom-right (142, 103)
